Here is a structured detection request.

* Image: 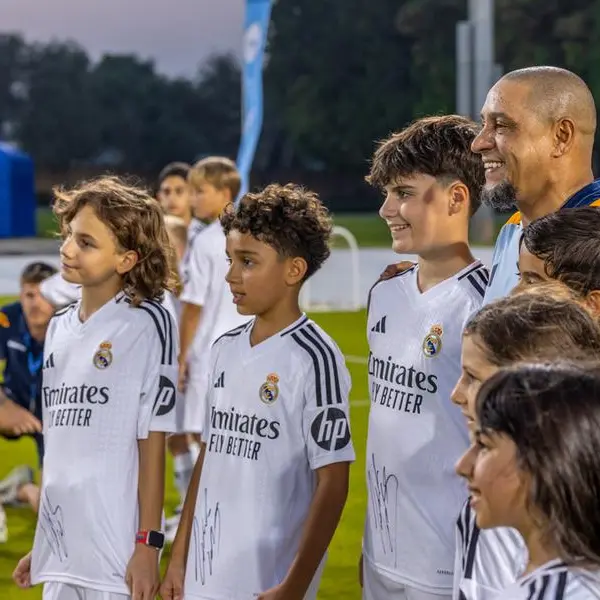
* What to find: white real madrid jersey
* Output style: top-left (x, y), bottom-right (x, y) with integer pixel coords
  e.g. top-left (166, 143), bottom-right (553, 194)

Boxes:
top-left (500, 559), bottom-right (600, 600)
top-left (30, 293), bottom-right (179, 595)
top-left (181, 218), bottom-right (205, 287)
top-left (453, 499), bottom-right (526, 600)
top-left (180, 221), bottom-right (246, 363)
top-left (184, 315), bottom-right (356, 600)
top-left (39, 272), bottom-right (181, 325)
top-left (364, 261), bottom-right (489, 595)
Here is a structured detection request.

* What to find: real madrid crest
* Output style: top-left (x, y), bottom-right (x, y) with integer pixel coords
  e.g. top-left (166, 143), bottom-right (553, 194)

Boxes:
top-left (422, 324), bottom-right (443, 358)
top-left (93, 341), bottom-right (113, 369)
top-left (259, 373), bottom-right (279, 405)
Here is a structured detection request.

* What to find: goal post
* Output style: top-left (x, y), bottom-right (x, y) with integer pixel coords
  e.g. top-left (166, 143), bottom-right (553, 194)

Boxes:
top-left (300, 226), bottom-right (362, 312)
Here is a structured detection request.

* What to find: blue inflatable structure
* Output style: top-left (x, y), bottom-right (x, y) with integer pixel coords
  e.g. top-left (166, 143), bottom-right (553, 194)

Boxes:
top-left (0, 143), bottom-right (36, 238)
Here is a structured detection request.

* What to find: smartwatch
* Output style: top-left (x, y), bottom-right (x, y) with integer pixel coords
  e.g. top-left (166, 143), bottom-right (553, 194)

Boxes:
top-left (136, 529), bottom-right (165, 550)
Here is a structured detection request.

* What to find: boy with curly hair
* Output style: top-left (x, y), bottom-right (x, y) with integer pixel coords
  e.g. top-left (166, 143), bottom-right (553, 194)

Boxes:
top-left (161, 183), bottom-right (355, 600)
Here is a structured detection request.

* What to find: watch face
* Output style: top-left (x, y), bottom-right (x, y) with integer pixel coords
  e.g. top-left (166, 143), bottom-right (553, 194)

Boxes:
top-left (147, 530), bottom-right (165, 549)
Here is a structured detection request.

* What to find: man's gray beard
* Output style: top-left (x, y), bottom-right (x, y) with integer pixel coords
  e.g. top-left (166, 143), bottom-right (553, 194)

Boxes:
top-left (480, 180), bottom-right (518, 212)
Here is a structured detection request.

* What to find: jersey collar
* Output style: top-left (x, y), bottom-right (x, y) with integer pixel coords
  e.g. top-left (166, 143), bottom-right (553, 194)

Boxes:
top-left (562, 178), bottom-right (600, 208)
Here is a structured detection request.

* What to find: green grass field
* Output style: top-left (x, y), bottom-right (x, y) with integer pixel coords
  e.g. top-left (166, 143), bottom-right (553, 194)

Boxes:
top-left (0, 304), bottom-right (369, 600)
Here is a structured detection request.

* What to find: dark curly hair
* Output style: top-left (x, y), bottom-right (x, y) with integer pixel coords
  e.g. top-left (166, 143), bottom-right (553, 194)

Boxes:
top-left (521, 206), bottom-right (600, 297)
top-left (366, 115), bottom-right (484, 216)
top-left (476, 362), bottom-right (600, 567)
top-left (54, 176), bottom-right (180, 306)
top-left (220, 183), bottom-right (332, 280)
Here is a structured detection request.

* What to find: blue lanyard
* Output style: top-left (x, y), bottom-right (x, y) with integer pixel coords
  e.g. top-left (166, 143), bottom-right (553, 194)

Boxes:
top-left (22, 331), bottom-right (43, 412)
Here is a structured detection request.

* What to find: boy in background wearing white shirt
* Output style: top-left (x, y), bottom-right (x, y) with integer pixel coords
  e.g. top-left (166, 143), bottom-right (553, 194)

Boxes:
top-left (362, 115), bottom-right (487, 600)
top-left (161, 183), bottom-right (355, 600)
top-left (178, 157), bottom-right (246, 439)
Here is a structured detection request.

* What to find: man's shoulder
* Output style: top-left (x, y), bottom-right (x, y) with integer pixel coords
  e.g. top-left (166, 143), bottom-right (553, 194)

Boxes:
top-left (493, 216), bottom-right (522, 258)
top-left (0, 302), bottom-right (22, 331)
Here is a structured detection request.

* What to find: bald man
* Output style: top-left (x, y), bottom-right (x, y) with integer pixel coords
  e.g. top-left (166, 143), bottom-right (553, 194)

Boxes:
top-left (472, 66), bottom-right (600, 302)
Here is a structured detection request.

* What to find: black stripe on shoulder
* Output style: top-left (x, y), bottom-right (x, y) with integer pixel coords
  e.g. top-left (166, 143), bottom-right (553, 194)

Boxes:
top-left (305, 323), bottom-right (343, 404)
top-left (456, 511), bottom-right (466, 564)
top-left (127, 298), bottom-right (175, 366)
top-left (463, 519), bottom-right (480, 579)
top-left (213, 320), bottom-right (253, 345)
top-left (526, 578), bottom-right (537, 600)
top-left (281, 315), bottom-right (309, 337)
top-left (456, 500), bottom-right (471, 567)
top-left (458, 262), bottom-right (485, 281)
top-left (290, 331), bottom-right (323, 407)
top-left (52, 302), bottom-right (77, 318)
top-left (476, 266), bottom-right (490, 286)
top-left (535, 574), bottom-right (551, 600)
top-left (291, 322), bottom-right (343, 408)
top-left (467, 274), bottom-right (486, 298)
top-left (148, 299), bottom-right (176, 364)
top-left (553, 571), bottom-right (567, 600)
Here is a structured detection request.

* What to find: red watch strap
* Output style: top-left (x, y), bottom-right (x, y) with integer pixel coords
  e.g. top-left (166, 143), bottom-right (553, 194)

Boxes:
top-left (136, 530), bottom-right (149, 544)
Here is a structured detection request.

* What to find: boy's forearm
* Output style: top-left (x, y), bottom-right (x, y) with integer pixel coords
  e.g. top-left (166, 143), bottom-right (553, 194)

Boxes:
top-left (179, 303), bottom-right (202, 363)
top-left (170, 442), bottom-right (207, 565)
top-left (137, 432), bottom-right (166, 531)
top-left (284, 463), bottom-right (350, 594)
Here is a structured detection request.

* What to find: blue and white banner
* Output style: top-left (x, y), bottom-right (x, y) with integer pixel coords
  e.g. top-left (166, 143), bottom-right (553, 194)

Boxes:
top-left (236, 0), bottom-right (273, 201)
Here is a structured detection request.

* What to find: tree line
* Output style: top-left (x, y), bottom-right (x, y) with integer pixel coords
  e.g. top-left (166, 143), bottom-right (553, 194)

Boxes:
top-left (1, 0), bottom-right (599, 186)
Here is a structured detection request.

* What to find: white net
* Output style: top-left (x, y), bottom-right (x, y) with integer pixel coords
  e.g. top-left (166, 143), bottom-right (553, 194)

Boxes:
top-left (300, 226), bottom-right (362, 312)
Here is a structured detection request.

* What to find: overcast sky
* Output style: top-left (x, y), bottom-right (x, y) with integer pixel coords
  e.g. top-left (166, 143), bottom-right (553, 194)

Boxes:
top-left (3, 0), bottom-right (244, 78)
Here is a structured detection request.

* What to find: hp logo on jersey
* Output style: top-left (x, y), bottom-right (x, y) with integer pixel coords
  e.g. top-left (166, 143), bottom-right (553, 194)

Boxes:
top-left (311, 407), bottom-right (350, 451)
top-left (154, 376), bottom-right (176, 416)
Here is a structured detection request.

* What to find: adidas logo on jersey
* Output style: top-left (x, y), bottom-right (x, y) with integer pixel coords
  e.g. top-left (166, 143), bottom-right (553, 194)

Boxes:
top-left (214, 372), bottom-right (225, 388)
top-left (371, 316), bottom-right (387, 334)
top-left (44, 353), bottom-right (55, 370)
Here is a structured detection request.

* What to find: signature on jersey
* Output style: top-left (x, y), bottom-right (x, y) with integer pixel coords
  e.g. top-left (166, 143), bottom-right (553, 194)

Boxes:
top-left (367, 453), bottom-right (399, 566)
top-left (39, 491), bottom-right (68, 562)
top-left (191, 488), bottom-right (221, 585)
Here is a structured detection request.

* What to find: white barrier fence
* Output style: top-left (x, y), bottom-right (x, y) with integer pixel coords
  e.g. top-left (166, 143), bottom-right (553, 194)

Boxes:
top-left (301, 241), bottom-right (494, 311)
top-left (0, 245), bottom-right (495, 307)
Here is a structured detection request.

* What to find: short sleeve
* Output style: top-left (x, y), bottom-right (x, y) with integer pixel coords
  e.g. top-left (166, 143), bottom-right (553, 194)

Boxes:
top-left (40, 273), bottom-right (80, 308)
top-left (137, 304), bottom-right (180, 438)
top-left (301, 343), bottom-right (355, 470)
top-left (180, 237), bottom-right (213, 307)
top-left (200, 340), bottom-right (224, 441)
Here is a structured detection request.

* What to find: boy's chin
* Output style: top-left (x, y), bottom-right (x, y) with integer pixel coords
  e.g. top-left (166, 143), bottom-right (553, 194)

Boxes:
top-left (235, 304), bottom-right (255, 316)
top-left (60, 268), bottom-right (81, 285)
top-left (391, 240), bottom-right (416, 256)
